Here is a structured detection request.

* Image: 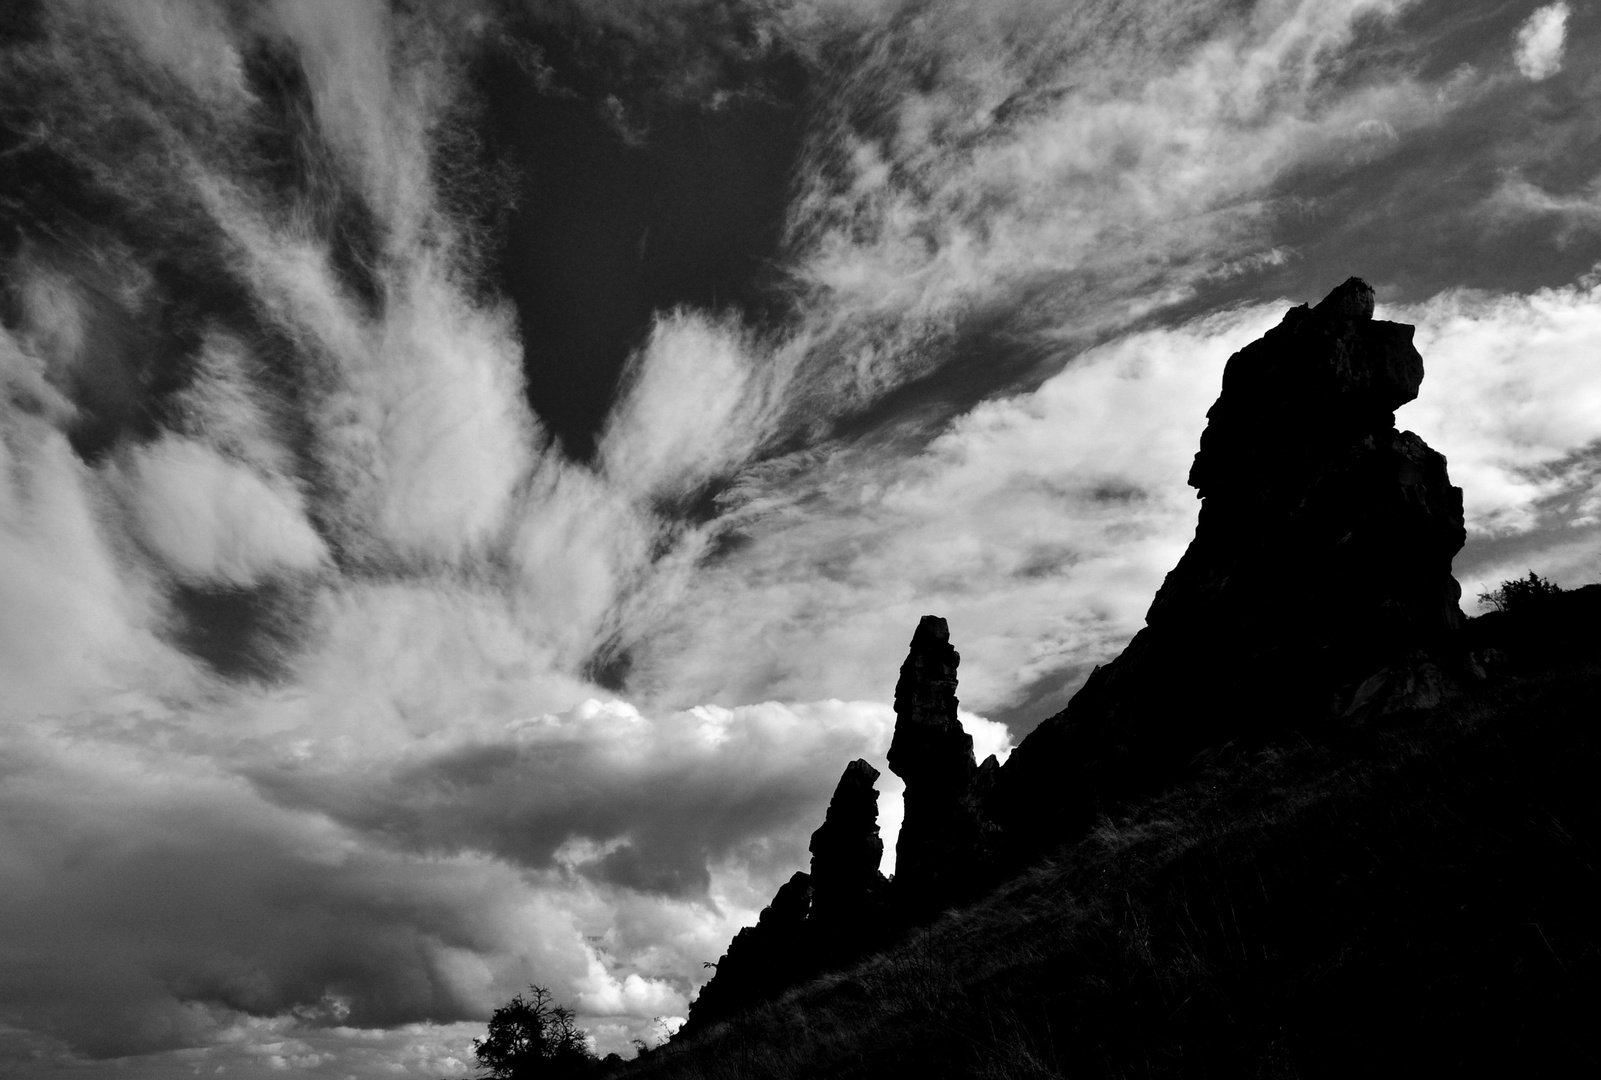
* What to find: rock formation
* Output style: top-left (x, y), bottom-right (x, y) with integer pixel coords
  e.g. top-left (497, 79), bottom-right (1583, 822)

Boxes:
top-left (686, 278), bottom-right (1472, 1033)
top-left (999, 277), bottom-right (1467, 850)
top-left (684, 871), bottom-right (813, 1032)
top-left (686, 759), bottom-right (891, 1033)
top-left (807, 759), bottom-right (891, 964)
top-left (886, 616), bottom-right (1000, 914)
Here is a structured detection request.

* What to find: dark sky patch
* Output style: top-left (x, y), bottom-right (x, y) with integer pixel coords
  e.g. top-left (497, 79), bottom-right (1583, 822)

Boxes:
top-left (1087, 480), bottom-right (1148, 505)
top-left (583, 635), bottom-right (634, 692)
top-left (1011, 543), bottom-right (1082, 581)
top-left (474, 19), bottom-right (811, 460)
top-left (821, 305), bottom-right (1052, 446)
top-left (986, 658), bottom-right (1100, 742)
top-left (1256, 3), bottom-right (1601, 305)
top-left (589, 841), bottom-right (711, 899)
top-left (167, 578), bottom-right (317, 683)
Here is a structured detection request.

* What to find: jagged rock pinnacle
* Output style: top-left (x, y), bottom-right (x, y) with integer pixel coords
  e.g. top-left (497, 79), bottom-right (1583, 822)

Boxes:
top-left (887, 616), bottom-right (990, 912)
top-left (808, 759), bottom-right (890, 965)
top-left (887, 616), bottom-right (973, 792)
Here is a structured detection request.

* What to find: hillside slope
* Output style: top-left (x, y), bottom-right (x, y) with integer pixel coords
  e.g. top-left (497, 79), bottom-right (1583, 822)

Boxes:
top-left (618, 631), bottom-right (1600, 1077)
top-left (625, 280), bottom-right (1599, 1075)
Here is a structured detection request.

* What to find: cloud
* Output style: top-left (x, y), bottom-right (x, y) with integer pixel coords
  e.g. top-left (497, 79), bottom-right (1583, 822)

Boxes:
top-left (112, 435), bottom-right (328, 586)
top-left (772, 0), bottom-right (1436, 405)
top-left (598, 310), bottom-right (782, 503)
top-left (1514, 3), bottom-right (1569, 81)
top-left (1486, 175), bottom-right (1601, 238)
top-left (1383, 278), bottom-right (1601, 594)
top-left (961, 709), bottom-right (1014, 766)
top-left (0, 690), bottom-right (899, 1067)
top-left (90, 0), bottom-right (252, 103)
top-left (1387, 280), bottom-right (1601, 534)
top-left (0, 331), bottom-right (185, 717)
top-left (615, 303), bottom-right (1284, 727)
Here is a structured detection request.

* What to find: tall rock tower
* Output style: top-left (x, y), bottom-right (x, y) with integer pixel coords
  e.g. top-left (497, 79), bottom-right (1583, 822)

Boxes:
top-left (887, 616), bottom-right (999, 914)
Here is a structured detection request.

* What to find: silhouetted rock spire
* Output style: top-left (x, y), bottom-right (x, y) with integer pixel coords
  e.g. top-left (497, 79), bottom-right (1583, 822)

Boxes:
top-left (809, 760), bottom-right (887, 900)
top-left (887, 616), bottom-right (1000, 913)
top-left (808, 759), bottom-right (890, 963)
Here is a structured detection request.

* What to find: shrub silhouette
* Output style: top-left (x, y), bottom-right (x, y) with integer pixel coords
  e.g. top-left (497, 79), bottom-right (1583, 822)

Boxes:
top-left (472, 985), bottom-right (595, 1079)
top-left (1477, 570), bottom-right (1564, 613)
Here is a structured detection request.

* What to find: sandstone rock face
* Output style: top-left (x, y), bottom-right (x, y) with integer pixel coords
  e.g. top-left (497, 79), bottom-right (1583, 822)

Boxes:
top-left (808, 759), bottom-right (890, 964)
top-left (999, 278), bottom-right (1467, 850)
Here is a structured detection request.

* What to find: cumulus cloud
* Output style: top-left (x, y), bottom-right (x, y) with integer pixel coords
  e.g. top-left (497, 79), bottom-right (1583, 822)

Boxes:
top-left (1514, 2), bottom-right (1569, 81)
top-left (0, 689), bottom-right (900, 1069)
top-left (961, 709), bottom-right (1014, 766)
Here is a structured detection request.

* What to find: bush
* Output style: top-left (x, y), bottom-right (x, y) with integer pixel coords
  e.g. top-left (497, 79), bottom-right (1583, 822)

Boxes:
top-left (473, 985), bottom-right (596, 1079)
top-left (1477, 571), bottom-right (1563, 614)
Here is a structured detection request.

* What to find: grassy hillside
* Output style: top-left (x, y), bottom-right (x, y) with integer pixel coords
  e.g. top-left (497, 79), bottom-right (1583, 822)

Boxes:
top-left (612, 637), bottom-right (1599, 1078)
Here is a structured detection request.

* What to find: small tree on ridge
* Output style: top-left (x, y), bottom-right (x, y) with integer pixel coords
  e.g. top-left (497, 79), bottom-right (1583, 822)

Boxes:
top-left (472, 985), bottom-right (595, 1079)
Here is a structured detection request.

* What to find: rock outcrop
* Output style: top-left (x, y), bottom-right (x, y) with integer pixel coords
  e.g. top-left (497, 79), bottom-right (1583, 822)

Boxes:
top-left (684, 871), bottom-right (813, 1032)
top-left (886, 616), bottom-right (1000, 914)
top-left (807, 759), bottom-right (891, 965)
top-left (686, 759), bottom-right (892, 1033)
top-left (686, 278), bottom-right (1472, 1033)
top-left (999, 277), bottom-right (1467, 850)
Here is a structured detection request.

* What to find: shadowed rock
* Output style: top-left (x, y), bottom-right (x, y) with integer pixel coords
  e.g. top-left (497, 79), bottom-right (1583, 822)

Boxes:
top-left (808, 759), bottom-right (890, 964)
top-left (682, 871), bottom-right (813, 1033)
top-left (887, 616), bottom-right (1001, 913)
top-left (685, 759), bottom-right (894, 1034)
top-left (999, 277), bottom-right (1467, 852)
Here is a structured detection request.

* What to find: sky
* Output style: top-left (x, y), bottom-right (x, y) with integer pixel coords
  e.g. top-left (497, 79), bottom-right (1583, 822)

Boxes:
top-left (1, 0), bottom-right (1598, 1074)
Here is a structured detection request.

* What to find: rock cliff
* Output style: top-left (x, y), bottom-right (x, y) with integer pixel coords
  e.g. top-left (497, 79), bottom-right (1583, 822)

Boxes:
top-left (999, 277), bottom-right (1467, 849)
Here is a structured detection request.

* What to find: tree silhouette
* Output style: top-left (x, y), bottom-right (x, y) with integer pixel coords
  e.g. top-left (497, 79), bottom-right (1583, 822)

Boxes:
top-left (472, 985), bottom-right (595, 1079)
top-left (1477, 571), bottom-right (1564, 614)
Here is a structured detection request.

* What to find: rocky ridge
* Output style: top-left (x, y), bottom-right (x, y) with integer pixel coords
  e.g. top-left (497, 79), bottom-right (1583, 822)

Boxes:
top-left (685, 278), bottom-right (1470, 1034)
